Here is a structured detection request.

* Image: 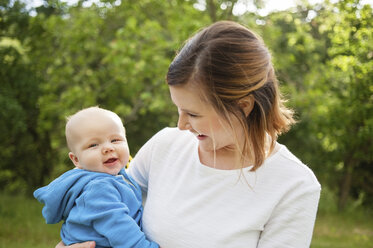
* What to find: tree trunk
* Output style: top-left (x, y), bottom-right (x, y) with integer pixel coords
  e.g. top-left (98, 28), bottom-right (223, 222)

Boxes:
top-left (338, 155), bottom-right (356, 211)
top-left (206, 0), bottom-right (217, 22)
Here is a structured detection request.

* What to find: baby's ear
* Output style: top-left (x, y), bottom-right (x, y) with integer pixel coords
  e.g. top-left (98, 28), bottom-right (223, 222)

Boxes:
top-left (69, 152), bottom-right (81, 168)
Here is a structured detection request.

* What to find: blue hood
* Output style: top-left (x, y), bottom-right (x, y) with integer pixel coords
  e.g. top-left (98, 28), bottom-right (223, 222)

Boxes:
top-left (34, 168), bottom-right (125, 224)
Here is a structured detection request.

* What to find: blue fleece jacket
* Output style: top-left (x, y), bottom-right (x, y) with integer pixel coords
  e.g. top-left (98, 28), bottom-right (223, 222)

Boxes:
top-left (33, 168), bottom-right (158, 248)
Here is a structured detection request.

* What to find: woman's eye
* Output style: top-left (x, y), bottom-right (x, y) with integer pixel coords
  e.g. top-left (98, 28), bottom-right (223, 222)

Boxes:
top-left (188, 113), bottom-right (199, 118)
top-left (88, 144), bottom-right (98, 148)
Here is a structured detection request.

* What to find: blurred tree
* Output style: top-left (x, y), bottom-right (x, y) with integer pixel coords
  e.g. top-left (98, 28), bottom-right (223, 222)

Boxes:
top-left (192, 0), bottom-right (265, 22)
top-left (316, 0), bottom-right (373, 209)
top-left (0, 0), bottom-right (56, 193)
top-left (261, 0), bottom-right (373, 210)
top-left (1, 0), bottom-right (209, 192)
top-left (0, 0), bottom-right (372, 211)
top-left (31, 0), bottom-right (209, 156)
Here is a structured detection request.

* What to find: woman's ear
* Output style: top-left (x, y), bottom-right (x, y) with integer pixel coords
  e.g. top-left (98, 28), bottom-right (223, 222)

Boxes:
top-left (238, 95), bottom-right (254, 117)
top-left (69, 152), bottom-right (81, 168)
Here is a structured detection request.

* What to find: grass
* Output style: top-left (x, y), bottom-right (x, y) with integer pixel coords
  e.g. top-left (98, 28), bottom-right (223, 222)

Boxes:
top-left (311, 211), bottom-right (373, 248)
top-left (0, 193), bottom-right (62, 248)
top-left (1, 193), bottom-right (372, 247)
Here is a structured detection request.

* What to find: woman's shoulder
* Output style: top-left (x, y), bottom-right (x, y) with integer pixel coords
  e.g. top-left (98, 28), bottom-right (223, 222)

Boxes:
top-left (149, 127), bottom-right (194, 146)
top-left (134, 127), bottom-right (194, 161)
top-left (263, 144), bottom-right (320, 189)
top-left (154, 127), bottom-right (188, 137)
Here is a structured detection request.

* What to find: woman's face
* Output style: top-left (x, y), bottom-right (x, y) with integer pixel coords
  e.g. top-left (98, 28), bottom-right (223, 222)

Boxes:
top-left (169, 83), bottom-right (244, 154)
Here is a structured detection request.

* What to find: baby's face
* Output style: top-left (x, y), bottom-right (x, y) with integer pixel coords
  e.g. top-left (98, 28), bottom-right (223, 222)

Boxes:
top-left (68, 112), bottom-right (129, 176)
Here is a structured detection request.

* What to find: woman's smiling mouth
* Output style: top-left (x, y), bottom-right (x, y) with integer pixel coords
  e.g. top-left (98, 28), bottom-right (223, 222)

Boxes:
top-left (197, 134), bottom-right (207, 140)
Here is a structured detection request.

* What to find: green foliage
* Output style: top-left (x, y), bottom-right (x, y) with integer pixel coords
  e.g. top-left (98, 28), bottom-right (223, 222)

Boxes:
top-left (262, 0), bottom-right (373, 209)
top-left (0, 0), bottom-right (210, 192)
top-left (0, 0), bottom-right (54, 193)
top-left (0, 0), bottom-right (372, 210)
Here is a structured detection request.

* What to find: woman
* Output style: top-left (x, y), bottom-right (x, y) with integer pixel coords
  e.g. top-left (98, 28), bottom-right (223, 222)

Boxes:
top-left (58, 20), bottom-right (320, 248)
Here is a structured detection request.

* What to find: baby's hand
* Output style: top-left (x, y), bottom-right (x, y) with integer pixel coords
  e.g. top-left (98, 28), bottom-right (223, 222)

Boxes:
top-left (55, 241), bottom-right (95, 248)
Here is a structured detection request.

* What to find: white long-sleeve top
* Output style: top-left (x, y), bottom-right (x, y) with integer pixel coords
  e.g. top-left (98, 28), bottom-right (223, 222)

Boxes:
top-left (128, 127), bottom-right (321, 248)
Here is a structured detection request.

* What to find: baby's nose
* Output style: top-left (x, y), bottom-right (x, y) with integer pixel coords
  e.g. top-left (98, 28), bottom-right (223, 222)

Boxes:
top-left (102, 144), bottom-right (114, 153)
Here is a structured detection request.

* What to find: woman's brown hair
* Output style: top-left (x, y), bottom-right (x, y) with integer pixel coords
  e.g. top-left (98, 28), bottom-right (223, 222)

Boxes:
top-left (167, 21), bottom-right (295, 171)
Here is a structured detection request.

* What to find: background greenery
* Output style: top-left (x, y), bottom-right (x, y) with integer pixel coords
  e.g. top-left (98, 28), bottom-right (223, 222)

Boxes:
top-left (1, 0), bottom-right (372, 246)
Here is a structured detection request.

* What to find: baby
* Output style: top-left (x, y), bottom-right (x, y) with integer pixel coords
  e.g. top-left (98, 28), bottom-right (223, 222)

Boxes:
top-left (34, 106), bottom-right (159, 248)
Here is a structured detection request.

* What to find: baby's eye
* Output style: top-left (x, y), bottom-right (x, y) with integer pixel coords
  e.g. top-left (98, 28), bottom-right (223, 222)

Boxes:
top-left (88, 143), bottom-right (98, 148)
top-left (111, 139), bottom-right (121, 143)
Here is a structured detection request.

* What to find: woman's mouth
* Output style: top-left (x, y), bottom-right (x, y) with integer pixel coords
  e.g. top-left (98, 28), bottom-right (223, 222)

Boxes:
top-left (197, 134), bottom-right (207, 140)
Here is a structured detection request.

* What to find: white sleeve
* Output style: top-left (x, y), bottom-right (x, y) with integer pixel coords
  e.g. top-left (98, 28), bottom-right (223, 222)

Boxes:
top-left (127, 128), bottom-right (166, 193)
top-left (127, 139), bottom-right (153, 193)
top-left (257, 183), bottom-right (321, 248)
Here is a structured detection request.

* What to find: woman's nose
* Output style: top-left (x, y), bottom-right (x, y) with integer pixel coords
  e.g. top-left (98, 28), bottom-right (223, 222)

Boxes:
top-left (177, 113), bottom-right (191, 131)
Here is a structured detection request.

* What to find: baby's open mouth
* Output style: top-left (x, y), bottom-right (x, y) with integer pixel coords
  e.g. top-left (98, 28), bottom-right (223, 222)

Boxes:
top-left (104, 158), bottom-right (118, 164)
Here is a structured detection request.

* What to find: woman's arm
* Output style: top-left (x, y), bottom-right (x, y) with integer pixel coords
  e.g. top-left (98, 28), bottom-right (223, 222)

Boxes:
top-left (257, 184), bottom-right (321, 248)
top-left (127, 128), bottom-right (168, 190)
top-left (55, 241), bottom-right (95, 248)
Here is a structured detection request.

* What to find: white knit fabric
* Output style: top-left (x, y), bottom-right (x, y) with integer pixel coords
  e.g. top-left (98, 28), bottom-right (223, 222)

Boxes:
top-left (128, 128), bottom-right (321, 248)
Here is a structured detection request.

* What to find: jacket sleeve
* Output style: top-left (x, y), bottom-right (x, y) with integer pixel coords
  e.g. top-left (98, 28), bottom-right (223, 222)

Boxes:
top-left (257, 183), bottom-right (321, 248)
top-left (76, 180), bottom-right (159, 248)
